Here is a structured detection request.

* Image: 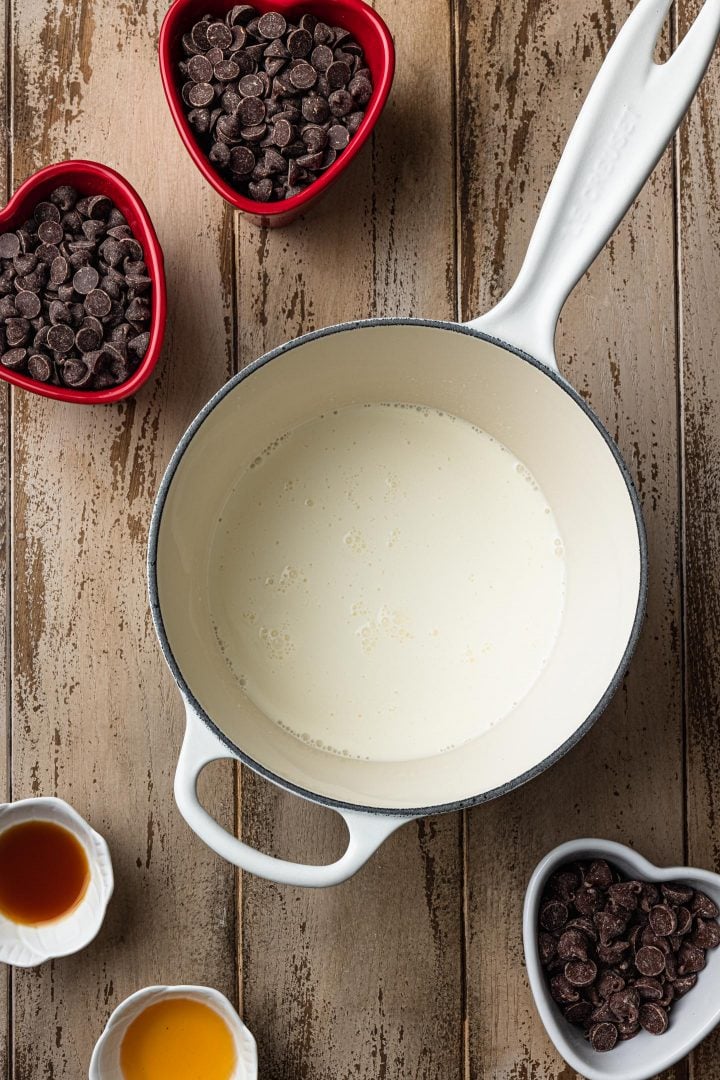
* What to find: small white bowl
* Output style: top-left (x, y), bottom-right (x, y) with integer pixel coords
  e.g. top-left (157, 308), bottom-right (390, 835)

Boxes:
top-left (524, 838), bottom-right (720, 1080)
top-left (89, 985), bottom-right (257, 1080)
top-left (0, 796), bottom-right (113, 967)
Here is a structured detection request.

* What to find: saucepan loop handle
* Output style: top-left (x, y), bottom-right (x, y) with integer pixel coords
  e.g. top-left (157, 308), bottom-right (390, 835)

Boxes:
top-left (174, 704), bottom-right (413, 887)
top-left (469, 0), bottom-right (720, 370)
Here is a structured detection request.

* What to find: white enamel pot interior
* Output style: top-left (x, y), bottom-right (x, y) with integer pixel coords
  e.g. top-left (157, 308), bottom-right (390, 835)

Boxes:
top-left (148, 0), bottom-right (720, 887)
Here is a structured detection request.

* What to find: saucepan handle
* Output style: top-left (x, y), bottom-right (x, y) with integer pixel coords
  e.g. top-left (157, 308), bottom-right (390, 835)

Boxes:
top-left (174, 704), bottom-right (413, 887)
top-left (469, 0), bottom-right (720, 370)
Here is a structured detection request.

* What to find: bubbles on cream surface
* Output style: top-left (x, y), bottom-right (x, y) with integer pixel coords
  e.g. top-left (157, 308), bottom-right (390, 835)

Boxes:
top-left (208, 403), bottom-right (566, 762)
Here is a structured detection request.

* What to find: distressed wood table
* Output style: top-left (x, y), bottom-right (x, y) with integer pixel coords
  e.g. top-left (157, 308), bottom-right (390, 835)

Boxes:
top-left (0, 0), bottom-right (718, 1077)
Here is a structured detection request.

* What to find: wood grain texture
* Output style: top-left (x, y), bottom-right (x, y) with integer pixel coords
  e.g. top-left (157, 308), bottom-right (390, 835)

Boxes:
top-left (458, 2), bottom-right (684, 1076)
top-left (8, 1), bottom-right (237, 1076)
top-left (4, 0), bottom-right (720, 1076)
top-left (0, 0), bottom-right (9, 1071)
top-left (236, 1), bottom-right (464, 1076)
top-left (677, 1), bottom-right (720, 1077)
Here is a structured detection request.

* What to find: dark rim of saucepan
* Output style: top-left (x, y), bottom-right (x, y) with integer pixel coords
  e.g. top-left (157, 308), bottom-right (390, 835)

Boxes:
top-left (147, 318), bottom-right (649, 819)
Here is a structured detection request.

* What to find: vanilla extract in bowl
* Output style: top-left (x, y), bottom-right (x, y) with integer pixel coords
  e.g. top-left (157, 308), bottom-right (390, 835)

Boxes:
top-left (0, 818), bottom-right (90, 925)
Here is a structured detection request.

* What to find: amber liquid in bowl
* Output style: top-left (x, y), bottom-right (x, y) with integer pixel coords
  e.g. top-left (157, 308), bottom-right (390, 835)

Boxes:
top-left (120, 998), bottom-right (236, 1080)
top-left (0, 820), bottom-right (90, 924)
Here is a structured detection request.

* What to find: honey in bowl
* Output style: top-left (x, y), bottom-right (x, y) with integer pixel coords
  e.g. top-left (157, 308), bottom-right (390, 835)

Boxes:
top-left (120, 998), bottom-right (236, 1080)
top-left (0, 819), bottom-right (90, 925)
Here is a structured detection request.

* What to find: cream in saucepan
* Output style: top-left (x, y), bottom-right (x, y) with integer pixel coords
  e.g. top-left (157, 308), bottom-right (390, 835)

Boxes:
top-left (208, 403), bottom-right (566, 762)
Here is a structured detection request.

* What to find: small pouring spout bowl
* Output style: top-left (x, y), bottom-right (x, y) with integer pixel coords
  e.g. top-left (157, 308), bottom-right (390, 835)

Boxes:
top-left (0, 160), bottom-right (166, 404)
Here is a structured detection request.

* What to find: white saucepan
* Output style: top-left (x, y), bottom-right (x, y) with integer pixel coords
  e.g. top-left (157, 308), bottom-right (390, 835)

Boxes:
top-left (149, 0), bottom-right (720, 886)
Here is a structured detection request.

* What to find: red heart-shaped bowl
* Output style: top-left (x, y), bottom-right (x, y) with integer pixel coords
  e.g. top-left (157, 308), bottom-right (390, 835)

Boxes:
top-left (159, 0), bottom-right (394, 226)
top-left (0, 160), bottom-right (166, 404)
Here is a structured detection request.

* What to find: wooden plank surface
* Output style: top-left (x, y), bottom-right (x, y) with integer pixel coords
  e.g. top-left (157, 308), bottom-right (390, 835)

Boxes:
top-left (458, 2), bottom-right (684, 1076)
top-left (678, 1), bottom-right (720, 1077)
top-left (2, 0), bottom-right (720, 1077)
top-left (8, 1), bottom-right (238, 1076)
top-left (0, 0), bottom-right (7, 1062)
top-left (236, 2), bottom-right (465, 1076)
top-left (0, 0), bottom-right (9, 1071)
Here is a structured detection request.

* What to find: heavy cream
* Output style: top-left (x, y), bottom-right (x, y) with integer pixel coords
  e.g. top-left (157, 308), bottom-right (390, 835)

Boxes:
top-left (208, 403), bottom-right (566, 762)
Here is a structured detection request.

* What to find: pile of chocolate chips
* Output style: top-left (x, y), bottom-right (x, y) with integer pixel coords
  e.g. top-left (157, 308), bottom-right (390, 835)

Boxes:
top-left (538, 859), bottom-right (720, 1053)
top-left (0, 186), bottom-right (151, 390)
top-left (177, 7), bottom-right (373, 202)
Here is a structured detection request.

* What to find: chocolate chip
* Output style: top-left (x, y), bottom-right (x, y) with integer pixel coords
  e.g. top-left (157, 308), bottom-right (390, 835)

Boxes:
top-left (27, 353), bottom-right (52, 382)
top-left (596, 970), bottom-right (625, 998)
top-left (125, 298), bottom-right (148, 321)
top-left (589, 1022), bottom-right (617, 1053)
top-left (649, 904), bottom-right (677, 937)
top-left (128, 331), bottom-right (150, 358)
top-left (36, 220), bottom-right (63, 247)
top-left (271, 118), bottom-right (295, 147)
top-left (673, 973), bottom-right (698, 997)
top-left (248, 178), bottom-right (273, 201)
top-left (229, 146), bottom-right (256, 176)
top-left (326, 60), bottom-right (351, 88)
top-left (239, 73), bottom-right (264, 97)
top-left (0, 234), bottom-right (20, 259)
top-left (258, 11), bottom-right (286, 39)
top-left (287, 27), bottom-right (312, 57)
top-left (594, 911), bottom-right (626, 946)
top-left (608, 988), bottom-right (639, 1024)
top-left (62, 357), bottom-right (93, 387)
top-left (691, 918), bottom-right (720, 949)
top-left (49, 185), bottom-right (77, 212)
top-left (15, 291), bottom-right (41, 318)
top-left (188, 82), bottom-right (215, 107)
top-left (34, 201), bottom-right (61, 224)
top-left (238, 96), bottom-right (266, 126)
top-left (564, 1001), bottom-right (592, 1026)
top-left (328, 89), bottom-right (354, 116)
top-left (565, 959), bottom-right (597, 987)
top-left (289, 61), bottom-right (317, 90)
top-left (188, 54), bottom-right (213, 82)
top-left (692, 891), bottom-right (719, 919)
top-left (226, 5), bottom-right (256, 26)
top-left (311, 44), bottom-right (334, 71)
top-left (327, 123), bottom-right (350, 150)
top-left (207, 21), bottom-right (233, 48)
top-left (72, 265), bottom-right (100, 295)
top-left (314, 21), bottom-right (333, 45)
top-left (557, 929), bottom-right (590, 962)
top-left (633, 976), bottom-right (664, 1001)
top-left (6, 318), bottom-right (30, 347)
top-left (550, 974), bottom-right (580, 1005)
top-left (348, 74), bottom-right (372, 105)
top-left (635, 946), bottom-right (666, 977)
top-left (639, 1003), bottom-right (668, 1036)
top-left (77, 288), bottom-right (108, 318)
top-left (46, 323), bottom-right (75, 353)
top-left (661, 883), bottom-right (695, 906)
top-left (677, 941), bottom-right (706, 974)
top-left (607, 881), bottom-right (642, 913)
top-left (1, 347), bottom-right (27, 370)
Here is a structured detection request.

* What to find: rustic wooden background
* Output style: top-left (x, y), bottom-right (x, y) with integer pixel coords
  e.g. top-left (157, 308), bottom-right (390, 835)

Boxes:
top-left (0, 0), bottom-right (718, 1076)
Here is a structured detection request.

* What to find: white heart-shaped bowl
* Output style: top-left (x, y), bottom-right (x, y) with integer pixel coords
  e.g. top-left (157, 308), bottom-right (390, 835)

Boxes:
top-left (89, 985), bottom-right (257, 1080)
top-left (0, 796), bottom-right (113, 967)
top-left (524, 839), bottom-right (720, 1080)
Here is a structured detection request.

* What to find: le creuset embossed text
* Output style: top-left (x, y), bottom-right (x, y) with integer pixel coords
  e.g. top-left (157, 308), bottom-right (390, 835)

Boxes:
top-left (149, 0), bottom-right (720, 887)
